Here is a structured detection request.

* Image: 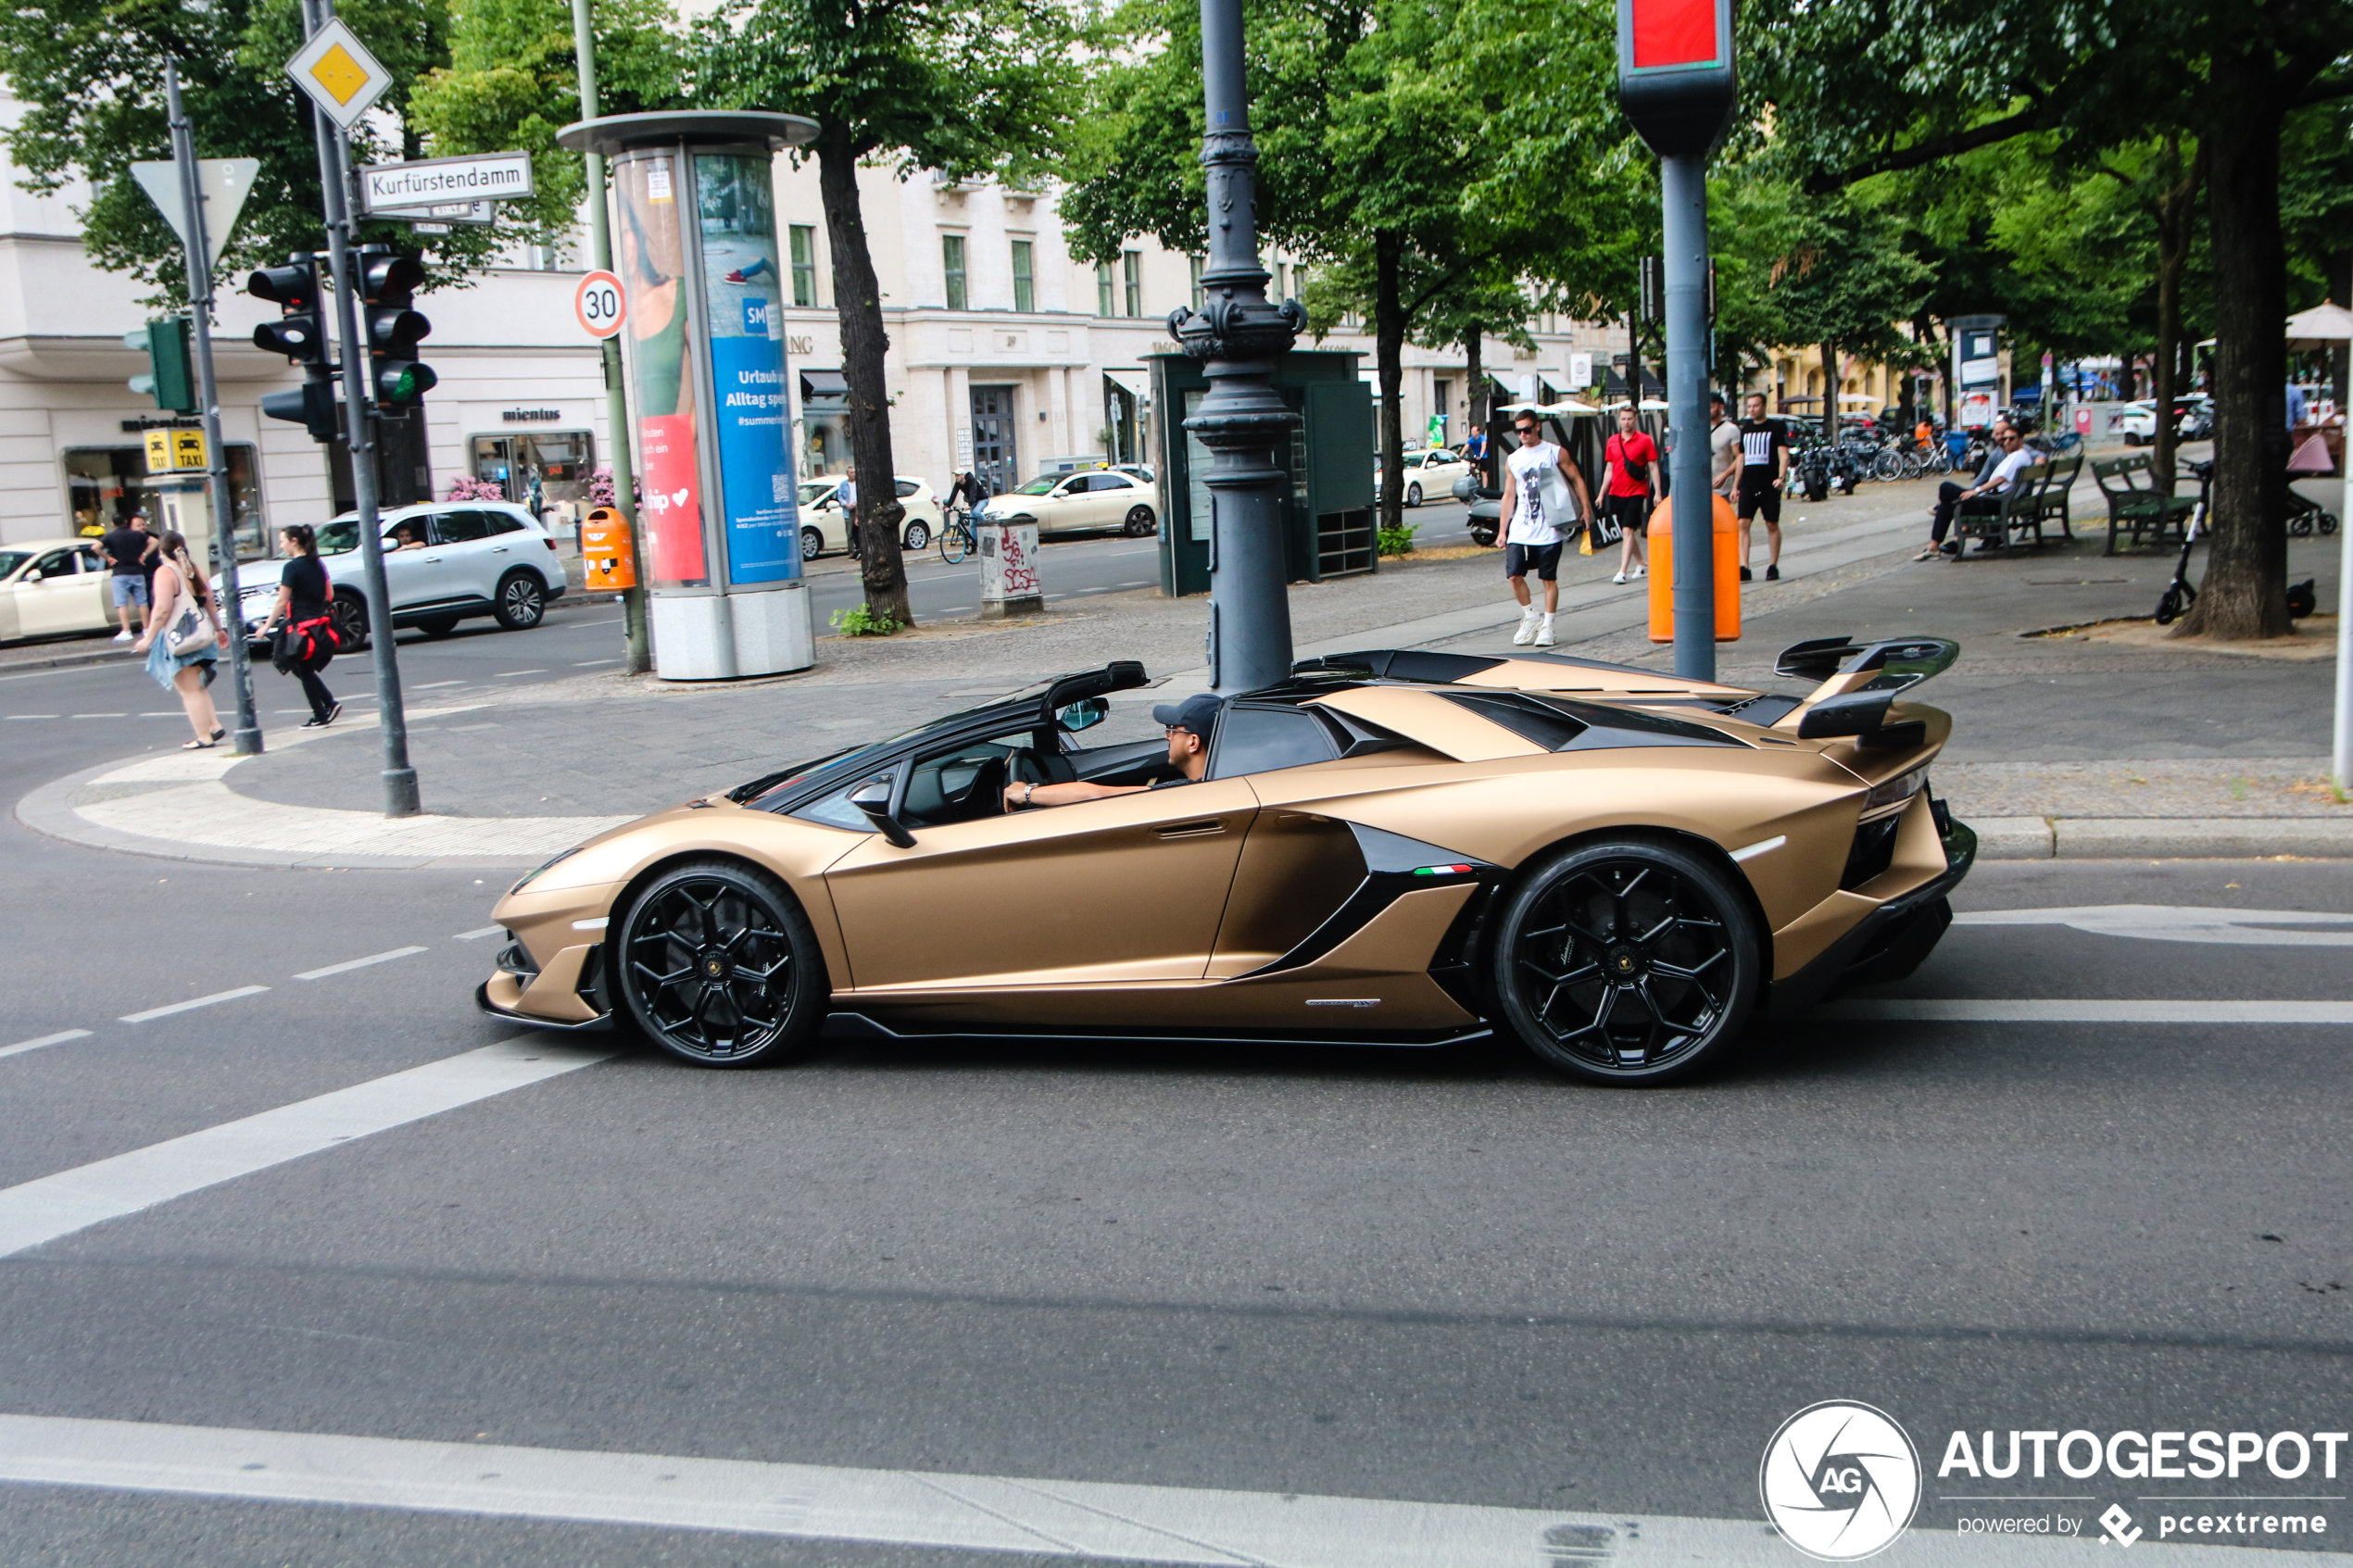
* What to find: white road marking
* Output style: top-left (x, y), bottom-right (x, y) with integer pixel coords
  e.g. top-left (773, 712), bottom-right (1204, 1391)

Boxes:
top-left (119, 985), bottom-right (270, 1023)
top-left (414, 680), bottom-right (467, 689)
top-left (491, 669), bottom-right (548, 678)
top-left (451, 925), bottom-right (504, 940)
top-left (0, 1030), bottom-right (91, 1062)
top-left (1957, 905), bottom-right (2353, 947)
top-left (293, 946), bottom-right (428, 981)
top-left (1822, 998), bottom-right (2353, 1024)
top-left (3, 714), bottom-right (57, 720)
top-left (139, 710), bottom-right (179, 717)
top-left (0, 1414), bottom-right (2310, 1565)
top-left (69, 713), bottom-right (127, 719)
top-left (573, 659), bottom-right (622, 666)
top-left (0, 1039), bottom-right (611, 1260)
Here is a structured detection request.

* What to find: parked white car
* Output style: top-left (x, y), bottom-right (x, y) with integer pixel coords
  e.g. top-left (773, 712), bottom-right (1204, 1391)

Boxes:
top-left (975, 470), bottom-right (1158, 536)
top-left (0, 537), bottom-right (110, 643)
top-left (2115, 397), bottom-right (2212, 445)
top-left (797, 475), bottom-right (945, 558)
top-left (1373, 448), bottom-right (1471, 507)
top-left (236, 501), bottom-right (565, 651)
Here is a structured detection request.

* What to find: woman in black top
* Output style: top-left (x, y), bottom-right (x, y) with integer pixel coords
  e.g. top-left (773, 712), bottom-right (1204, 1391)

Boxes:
top-left (265, 525), bottom-right (340, 727)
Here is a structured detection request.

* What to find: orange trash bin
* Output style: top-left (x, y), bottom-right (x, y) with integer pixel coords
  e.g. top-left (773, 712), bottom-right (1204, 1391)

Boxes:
top-left (1645, 492), bottom-right (1742, 644)
top-left (580, 506), bottom-right (637, 592)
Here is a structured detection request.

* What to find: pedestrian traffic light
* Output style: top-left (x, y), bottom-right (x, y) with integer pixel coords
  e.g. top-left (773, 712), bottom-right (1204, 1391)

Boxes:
top-left (124, 318), bottom-right (198, 412)
top-left (357, 245), bottom-right (435, 407)
top-left (248, 252), bottom-right (340, 443)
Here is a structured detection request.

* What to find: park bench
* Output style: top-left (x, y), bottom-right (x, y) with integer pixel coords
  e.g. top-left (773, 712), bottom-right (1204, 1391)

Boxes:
top-left (2092, 452), bottom-right (2196, 555)
top-left (1954, 459), bottom-right (2056, 554)
top-left (2032, 450), bottom-right (2081, 542)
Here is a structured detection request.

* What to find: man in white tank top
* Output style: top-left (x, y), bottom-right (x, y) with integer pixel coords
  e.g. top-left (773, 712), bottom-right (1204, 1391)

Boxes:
top-left (1499, 411), bottom-right (1592, 646)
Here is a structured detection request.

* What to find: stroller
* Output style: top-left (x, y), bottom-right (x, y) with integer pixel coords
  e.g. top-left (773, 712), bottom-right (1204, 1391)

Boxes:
top-left (2284, 431), bottom-right (2341, 537)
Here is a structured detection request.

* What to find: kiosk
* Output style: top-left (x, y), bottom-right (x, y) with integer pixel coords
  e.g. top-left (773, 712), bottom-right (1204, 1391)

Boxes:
top-left (558, 111), bottom-right (820, 679)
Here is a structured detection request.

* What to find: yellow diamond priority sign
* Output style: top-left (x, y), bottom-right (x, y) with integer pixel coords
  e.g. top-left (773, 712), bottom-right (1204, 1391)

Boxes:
top-left (285, 19), bottom-right (391, 130)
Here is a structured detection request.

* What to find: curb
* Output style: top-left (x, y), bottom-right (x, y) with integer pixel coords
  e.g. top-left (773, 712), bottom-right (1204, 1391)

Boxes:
top-left (1970, 815), bottom-right (2353, 859)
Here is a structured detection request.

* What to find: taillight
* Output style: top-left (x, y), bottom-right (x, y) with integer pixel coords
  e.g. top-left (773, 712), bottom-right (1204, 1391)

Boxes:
top-left (1863, 764), bottom-right (1931, 816)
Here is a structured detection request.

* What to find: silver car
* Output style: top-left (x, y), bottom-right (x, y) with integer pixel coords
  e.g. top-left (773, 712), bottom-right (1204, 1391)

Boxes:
top-left (239, 501), bottom-right (565, 649)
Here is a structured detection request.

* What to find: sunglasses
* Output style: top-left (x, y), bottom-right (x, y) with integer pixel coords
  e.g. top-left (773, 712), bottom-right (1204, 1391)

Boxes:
top-left (1515, 425), bottom-right (1539, 435)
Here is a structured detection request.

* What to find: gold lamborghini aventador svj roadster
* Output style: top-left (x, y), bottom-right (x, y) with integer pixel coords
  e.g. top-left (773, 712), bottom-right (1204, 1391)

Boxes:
top-left (479, 638), bottom-right (1976, 1085)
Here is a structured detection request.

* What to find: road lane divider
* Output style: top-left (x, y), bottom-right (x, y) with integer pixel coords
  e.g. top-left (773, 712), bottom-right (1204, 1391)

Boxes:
top-left (0, 1038), bottom-right (612, 1259)
top-left (293, 946), bottom-right (429, 981)
top-left (451, 925), bottom-right (504, 940)
top-left (119, 985), bottom-right (270, 1023)
top-left (0, 1030), bottom-right (91, 1061)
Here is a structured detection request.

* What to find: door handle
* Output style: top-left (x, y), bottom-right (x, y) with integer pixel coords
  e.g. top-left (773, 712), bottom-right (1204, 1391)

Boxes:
top-left (1155, 820), bottom-right (1226, 840)
top-left (491, 546), bottom-right (509, 554)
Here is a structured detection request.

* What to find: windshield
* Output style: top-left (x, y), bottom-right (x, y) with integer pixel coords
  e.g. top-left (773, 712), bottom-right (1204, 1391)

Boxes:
top-left (797, 482), bottom-right (837, 507)
top-left (732, 715), bottom-right (959, 809)
top-left (0, 550), bottom-right (30, 580)
top-left (1013, 476), bottom-right (1061, 495)
top-left (317, 519), bottom-right (361, 555)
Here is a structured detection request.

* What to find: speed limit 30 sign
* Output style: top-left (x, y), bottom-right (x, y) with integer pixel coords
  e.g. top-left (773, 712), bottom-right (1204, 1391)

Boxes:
top-left (575, 270), bottom-right (626, 339)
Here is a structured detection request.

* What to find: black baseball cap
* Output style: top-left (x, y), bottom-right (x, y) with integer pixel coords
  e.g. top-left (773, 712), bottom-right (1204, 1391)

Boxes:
top-left (1151, 692), bottom-right (1222, 737)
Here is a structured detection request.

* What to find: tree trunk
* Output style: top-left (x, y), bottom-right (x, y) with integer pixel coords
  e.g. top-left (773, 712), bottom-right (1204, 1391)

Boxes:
top-left (1375, 230), bottom-right (1405, 539)
top-left (815, 121), bottom-right (912, 628)
top-left (2175, 56), bottom-right (2288, 641)
top-left (2148, 137), bottom-right (2200, 494)
top-left (1819, 343), bottom-right (1837, 443)
top-left (1464, 325), bottom-right (1483, 458)
top-left (2328, 245), bottom-right (2351, 408)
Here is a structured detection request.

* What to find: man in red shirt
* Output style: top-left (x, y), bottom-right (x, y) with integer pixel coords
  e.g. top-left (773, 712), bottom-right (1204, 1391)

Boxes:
top-left (1603, 407), bottom-right (1657, 585)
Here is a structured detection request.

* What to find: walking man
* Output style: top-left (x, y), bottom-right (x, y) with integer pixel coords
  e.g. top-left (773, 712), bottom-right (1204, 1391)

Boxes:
top-left (1734, 393), bottom-right (1790, 582)
top-left (1602, 407), bottom-right (1656, 586)
top-left (98, 508), bottom-right (157, 642)
top-left (1709, 392), bottom-right (1740, 508)
top-left (1501, 411), bottom-right (1593, 647)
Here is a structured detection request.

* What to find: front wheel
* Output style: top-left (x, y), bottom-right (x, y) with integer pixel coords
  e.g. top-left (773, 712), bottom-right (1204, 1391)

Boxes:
top-left (331, 589), bottom-right (371, 652)
top-left (615, 859), bottom-right (828, 1067)
top-left (493, 571), bottom-right (547, 630)
top-left (902, 520), bottom-right (931, 552)
top-left (1489, 837), bottom-right (1759, 1085)
top-left (1123, 505), bottom-right (1156, 537)
top-left (800, 526), bottom-right (824, 562)
top-left (940, 523), bottom-right (972, 564)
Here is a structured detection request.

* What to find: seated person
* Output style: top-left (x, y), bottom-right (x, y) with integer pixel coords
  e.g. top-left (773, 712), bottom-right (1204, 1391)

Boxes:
top-left (1919, 421), bottom-right (2031, 558)
top-left (389, 522), bottom-right (423, 550)
top-left (1004, 693), bottom-right (1216, 809)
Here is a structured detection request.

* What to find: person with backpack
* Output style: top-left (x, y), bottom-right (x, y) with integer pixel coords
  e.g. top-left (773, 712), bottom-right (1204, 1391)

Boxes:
top-left (260, 524), bottom-right (342, 727)
top-left (1603, 406), bottom-right (1657, 586)
top-left (132, 530), bottom-right (224, 748)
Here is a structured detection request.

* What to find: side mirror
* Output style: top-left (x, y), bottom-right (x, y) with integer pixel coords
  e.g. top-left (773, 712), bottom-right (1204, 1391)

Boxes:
top-left (1058, 696), bottom-right (1107, 734)
top-left (848, 777), bottom-right (915, 847)
top-left (21, 570), bottom-right (39, 583)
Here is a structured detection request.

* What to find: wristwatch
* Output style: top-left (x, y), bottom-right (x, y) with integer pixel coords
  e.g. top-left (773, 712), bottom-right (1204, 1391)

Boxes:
top-left (1021, 783), bottom-right (1037, 806)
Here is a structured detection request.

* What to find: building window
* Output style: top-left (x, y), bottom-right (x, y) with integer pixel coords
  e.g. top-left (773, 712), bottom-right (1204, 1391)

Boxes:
top-left (788, 224), bottom-right (818, 307)
top-left (1011, 239), bottom-right (1035, 313)
top-left (1273, 260), bottom-right (1288, 301)
top-left (1189, 256), bottom-right (1205, 311)
top-left (1123, 251), bottom-right (1142, 317)
top-left (66, 444), bottom-right (263, 556)
top-left (942, 233), bottom-right (967, 310)
top-left (1097, 262), bottom-right (1114, 317)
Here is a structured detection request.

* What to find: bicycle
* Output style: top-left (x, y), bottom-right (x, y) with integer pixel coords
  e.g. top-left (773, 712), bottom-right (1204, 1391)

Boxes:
top-left (938, 507), bottom-right (976, 565)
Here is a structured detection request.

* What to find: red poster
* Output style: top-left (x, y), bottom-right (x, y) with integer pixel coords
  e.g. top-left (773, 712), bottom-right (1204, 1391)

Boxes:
top-left (1630, 0), bottom-right (1718, 68)
top-left (637, 413), bottom-right (706, 583)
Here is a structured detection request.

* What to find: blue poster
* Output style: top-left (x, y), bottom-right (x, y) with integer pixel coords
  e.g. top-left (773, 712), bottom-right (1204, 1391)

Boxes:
top-left (698, 151), bottom-right (801, 585)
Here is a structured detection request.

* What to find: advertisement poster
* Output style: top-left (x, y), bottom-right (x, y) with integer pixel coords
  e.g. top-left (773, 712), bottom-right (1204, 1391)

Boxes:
top-left (698, 151), bottom-right (800, 585)
top-left (614, 153), bottom-right (706, 584)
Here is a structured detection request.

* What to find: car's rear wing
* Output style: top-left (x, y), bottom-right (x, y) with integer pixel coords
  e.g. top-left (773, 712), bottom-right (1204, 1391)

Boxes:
top-left (1773, 635), bottom-right (1959, 746)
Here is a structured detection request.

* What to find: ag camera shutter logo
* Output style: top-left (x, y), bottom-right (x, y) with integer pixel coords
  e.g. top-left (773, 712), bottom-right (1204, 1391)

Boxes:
top-left (1760, 1400), bottom-right (1922, 1561)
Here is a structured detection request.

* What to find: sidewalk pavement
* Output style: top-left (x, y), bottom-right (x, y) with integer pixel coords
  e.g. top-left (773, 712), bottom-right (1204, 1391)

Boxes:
top-left (17, 472), bottom-right (2347, 869)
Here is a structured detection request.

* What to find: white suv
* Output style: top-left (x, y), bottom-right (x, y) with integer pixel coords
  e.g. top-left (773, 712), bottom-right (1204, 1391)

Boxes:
top-left (238, 501), bottom-right (566, 650)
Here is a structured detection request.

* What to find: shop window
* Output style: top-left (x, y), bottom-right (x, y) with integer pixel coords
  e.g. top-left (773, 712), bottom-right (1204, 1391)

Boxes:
top-left (469, 431), bottom-right (595, 524)
top-left (64, 444), bottom-right (261, 555)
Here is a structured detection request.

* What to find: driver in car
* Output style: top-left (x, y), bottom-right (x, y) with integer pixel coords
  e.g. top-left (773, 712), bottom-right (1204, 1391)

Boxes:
top-left (1003, 692), bottom-right (1216, 809)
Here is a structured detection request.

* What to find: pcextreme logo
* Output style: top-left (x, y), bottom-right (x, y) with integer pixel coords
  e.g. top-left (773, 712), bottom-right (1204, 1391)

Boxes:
top-left (1760, 1401), bottom-right (1923, 1561)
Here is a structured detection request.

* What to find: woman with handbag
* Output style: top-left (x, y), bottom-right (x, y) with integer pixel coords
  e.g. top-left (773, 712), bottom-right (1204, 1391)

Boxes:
top-left (132, 529), bottom-right (224, 749)
top-left (261, 524), bottom-right (341, 728)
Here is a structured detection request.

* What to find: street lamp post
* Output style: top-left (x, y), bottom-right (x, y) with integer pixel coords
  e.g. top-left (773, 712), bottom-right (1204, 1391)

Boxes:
top-left (1167, 0), bottom-right (1305, 696)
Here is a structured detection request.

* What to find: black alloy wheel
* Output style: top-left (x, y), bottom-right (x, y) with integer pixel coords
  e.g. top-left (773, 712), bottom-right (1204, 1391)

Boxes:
top-left (902, 519), bottom-right (931, 551)
top-left (330, 590), bottom-right (371, 652)
top-left (1491, 839), bottom-right (1758, 1085)
top-left (494, 570), bottom-right (546, 630)
top-left (1124, 505), bottom-right (1156, 537)
top-left (1405, 483), bottom-right (1423, 508)
top-left (615, 859), bottom-right (825, 1067)
top-left (801, 525), bottom-right (824, 562)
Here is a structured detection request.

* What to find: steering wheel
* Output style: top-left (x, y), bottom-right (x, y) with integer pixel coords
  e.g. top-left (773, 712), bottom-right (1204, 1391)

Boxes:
top-left (1005, 748), bottom-right (1052, 787)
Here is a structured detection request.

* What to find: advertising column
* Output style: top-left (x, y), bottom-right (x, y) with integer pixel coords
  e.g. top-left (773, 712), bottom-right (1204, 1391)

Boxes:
top-left (609, 135), bottom-right (811, 679)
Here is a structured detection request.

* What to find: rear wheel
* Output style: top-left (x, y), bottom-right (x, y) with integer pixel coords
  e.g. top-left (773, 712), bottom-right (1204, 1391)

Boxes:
top-left (493, 571), bottom-right (546, 630)
top-left (615, 859), bottom-right (827, 1068)
top-left (1405, 483), bottom-right (1423, 508)
top-left (1124, 505), bottom-right (1156, 537)
top-left (1490, 838), bottom-right (1758, 1085)
top-left (331, 589), bottom-right (371, 652)
top-left (902, 520), bottom-right (931, 551)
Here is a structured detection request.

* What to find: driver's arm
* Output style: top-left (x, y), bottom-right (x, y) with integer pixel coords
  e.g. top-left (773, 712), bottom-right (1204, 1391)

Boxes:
top-left (1002, 779), bottom-right (1147, 809)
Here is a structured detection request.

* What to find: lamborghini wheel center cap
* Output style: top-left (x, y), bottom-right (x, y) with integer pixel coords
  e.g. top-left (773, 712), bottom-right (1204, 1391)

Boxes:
top-left (703, 956), bottom-right (726, 978)
top-left (1608, 945), bottom-right (1642, 977)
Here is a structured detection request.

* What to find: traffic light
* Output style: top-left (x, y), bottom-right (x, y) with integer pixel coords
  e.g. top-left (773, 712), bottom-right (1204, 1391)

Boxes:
top-left (248, 253), bottom-right (339, 443)
top-left (357, 245), bottom-right (435, 407)
top-left (125, 319), bottom-right (197, 412)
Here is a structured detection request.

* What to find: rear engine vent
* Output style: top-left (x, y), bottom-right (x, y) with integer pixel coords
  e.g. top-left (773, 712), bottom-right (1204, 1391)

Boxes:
top-left (1841, 816), bottom-right (1902, 890)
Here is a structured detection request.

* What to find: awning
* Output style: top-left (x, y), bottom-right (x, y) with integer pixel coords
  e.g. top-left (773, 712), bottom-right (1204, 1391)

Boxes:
top-left (799, 368), bottom-right (848, 402)
top-left (1102, 368), bottom-right (1151, 401)
top-left (2285, 302), bottom-right (2353, 349)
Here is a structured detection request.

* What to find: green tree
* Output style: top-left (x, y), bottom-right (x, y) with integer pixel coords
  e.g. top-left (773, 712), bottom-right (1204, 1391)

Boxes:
top-left (1746, 0), bottom-right (2353, 639)
top-left (407, 0), bottom-right (694, 252)
top-left (0, 0), bottom-right (496, 307)
top-left (703, 0), bottom-right (1081, 629)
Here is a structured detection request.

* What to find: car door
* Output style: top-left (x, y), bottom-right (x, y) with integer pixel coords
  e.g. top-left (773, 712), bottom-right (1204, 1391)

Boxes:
top-left (18, 546), bottom-right (104, 636)
top-left (823, 723), bottom-right (1257, 991)
top-left (421, 508), bottom-right (496, 605)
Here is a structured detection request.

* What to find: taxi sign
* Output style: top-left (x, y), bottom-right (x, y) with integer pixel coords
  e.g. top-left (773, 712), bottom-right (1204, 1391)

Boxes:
top-left (285, 19), bottom-right (392, 130)
top-left (145, 427), bottom-right (208, 473)
top-left (575, 270), bottom-right (626, 340)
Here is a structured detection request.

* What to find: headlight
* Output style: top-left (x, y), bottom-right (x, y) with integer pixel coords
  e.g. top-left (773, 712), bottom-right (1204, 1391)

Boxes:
top-left (1863, 765), bottom-right (1931, 815)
